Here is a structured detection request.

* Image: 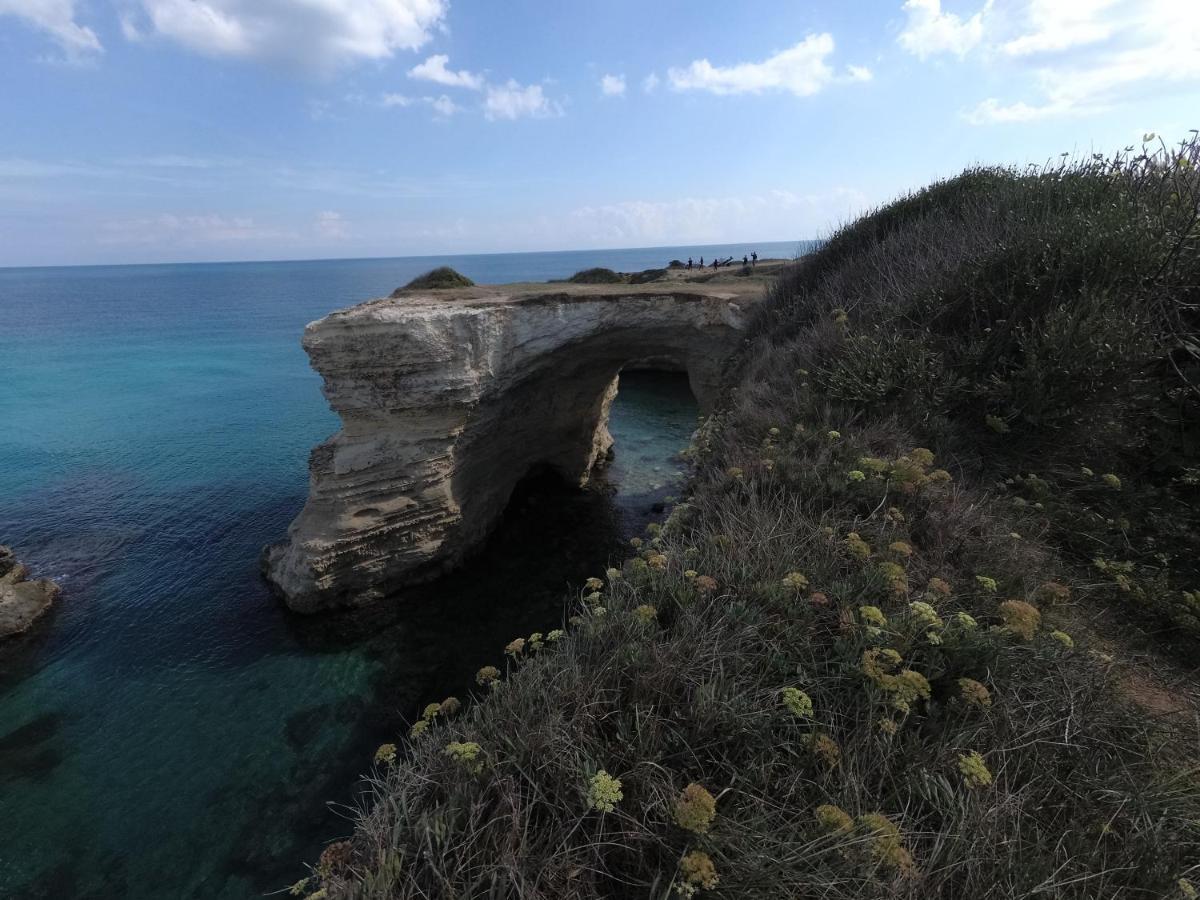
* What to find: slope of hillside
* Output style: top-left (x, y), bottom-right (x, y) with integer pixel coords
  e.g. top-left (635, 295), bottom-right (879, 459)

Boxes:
top-left (298, 140), bottom-right (1200, 899)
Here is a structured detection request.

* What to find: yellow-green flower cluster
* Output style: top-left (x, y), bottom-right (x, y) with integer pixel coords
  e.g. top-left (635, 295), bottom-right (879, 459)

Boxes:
top-left (957, 678), bottom-right (991, 708)
top-left (781, 686), bottom-right (813, 719)
top-left (806, 733), bottom-right (841, 768)
top-left (847, 469), bottom-right (867, 482)
top-left (957, 751), bottom-right (993, 788)
top-left (908, 601), bottom-right (942, 630)
top-left (814, 803), bottom-right (853, 834)
top-left (878, 561), bottom-right (908, 594)
top-left (476, 665), bottom-right (500, 687)
top-left (845, 532), bottom-right (871, 560)
top-left (677, 850), bottom-right (719, 894)
top-left (421, 702), bottom-right (442, 721)
top-left (584, 576), bottom-right (604, 591)
top-left (927, 577), bottom-right (952, 597)
top-left (953, 611), bottom-right (978, 629)
top-left (858, 605), bottom-right (887, 628)
top-left (673, 783), bottom-right (718, 833)
top-left (862, 649), bottom-right (930, 713)
top-left (528, 632), bottom-right (544, 652)
top-left (374, 743), bottom-right (397, 765)
top-left (1048, 629), bottom-right (1074, 648)
top-left (633, 604), bottom-right (658, 624)
top-left (781, 571), bottom-right (809, 592)
top-left (857, 812), bottom-right (915, 875)
top-left (546, 629), bottom-right (563, 643)
top-left (974, 575), bottom-right (998, 592)
top-left (1102, 473), bottom-right (1122, 490)
top-left (505, 637), bottom-right (525, 657)
top-left (888, 541), bottom-right (913, 559)
top-left (409, 719), bottom-right (429, 739)
top-left (439, 696), bottom-right (461, 716)
top-left (859, 456), bottom-right (890, 475)
top-left (999, 599), bottom-right (1041, 641)
top-left (444, 741), bottom-right (483, 775)
top-left (586, 769), bottom-right (623, 812)
top-left (647, 553), bottom-right (669, 570)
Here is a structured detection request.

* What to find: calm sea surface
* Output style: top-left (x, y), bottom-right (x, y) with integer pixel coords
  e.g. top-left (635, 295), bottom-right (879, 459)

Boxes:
top-left (0, 241), bottom-right (803, 898)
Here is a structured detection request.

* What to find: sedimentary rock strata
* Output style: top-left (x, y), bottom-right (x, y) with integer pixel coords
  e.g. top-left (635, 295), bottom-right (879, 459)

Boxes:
top-left (265, 281), bottom-right (757, 613)
top-left (0, 546), bottom-right (60, 638)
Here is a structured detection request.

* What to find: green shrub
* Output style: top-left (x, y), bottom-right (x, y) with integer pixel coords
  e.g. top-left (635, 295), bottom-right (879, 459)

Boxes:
top-left (568, 267), bottom-right (626, 284)
top-left (392, 266), bottom-right (474, 293)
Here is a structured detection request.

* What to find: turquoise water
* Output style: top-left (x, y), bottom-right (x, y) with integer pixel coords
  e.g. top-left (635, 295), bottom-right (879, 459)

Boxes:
top-left (0, 243), bottom-right (796, 898)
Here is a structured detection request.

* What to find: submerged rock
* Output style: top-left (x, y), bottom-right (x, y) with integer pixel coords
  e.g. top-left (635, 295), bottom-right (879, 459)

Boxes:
top-left (0, 546), bottom-right (61, 639)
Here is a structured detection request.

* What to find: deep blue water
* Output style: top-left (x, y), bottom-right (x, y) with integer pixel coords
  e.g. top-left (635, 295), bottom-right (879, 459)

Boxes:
top-left (0, 241), bottom-right (801, 898)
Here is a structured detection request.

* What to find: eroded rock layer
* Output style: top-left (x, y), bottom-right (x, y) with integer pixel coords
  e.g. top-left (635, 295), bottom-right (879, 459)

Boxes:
top-left (265, 283), bottom-right (755, 612)
top-left (0, 546), bottom-right (61, 638)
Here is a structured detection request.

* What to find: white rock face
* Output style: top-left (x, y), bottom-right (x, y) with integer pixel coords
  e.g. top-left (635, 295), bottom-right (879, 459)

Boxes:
top-left (264, 284), bottom-right (753, 612)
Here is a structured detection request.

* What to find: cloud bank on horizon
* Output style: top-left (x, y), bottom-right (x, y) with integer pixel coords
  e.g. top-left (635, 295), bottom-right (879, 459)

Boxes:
top-left (0, 0), bottom-right (1197, 265)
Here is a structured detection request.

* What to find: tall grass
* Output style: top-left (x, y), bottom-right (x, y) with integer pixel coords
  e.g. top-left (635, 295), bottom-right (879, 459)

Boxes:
top-left (296, 139), bottom-right (1200, 899)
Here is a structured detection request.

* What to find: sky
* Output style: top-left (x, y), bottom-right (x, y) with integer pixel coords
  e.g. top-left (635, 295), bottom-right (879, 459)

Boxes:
top-left (1, 0), bottom-right (1198, 267)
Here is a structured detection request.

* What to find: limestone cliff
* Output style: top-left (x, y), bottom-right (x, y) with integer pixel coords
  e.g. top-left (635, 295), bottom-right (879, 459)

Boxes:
top-left (264, 282), bottom-right (757, 612)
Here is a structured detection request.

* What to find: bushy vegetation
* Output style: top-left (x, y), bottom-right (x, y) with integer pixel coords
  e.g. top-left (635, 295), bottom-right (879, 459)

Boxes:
top-left (393, 267), bottom-right (475, 293)
top-left (568, 267), bottom-right (626, 284)
top-left (299, 139), bottom-right (1200, 899)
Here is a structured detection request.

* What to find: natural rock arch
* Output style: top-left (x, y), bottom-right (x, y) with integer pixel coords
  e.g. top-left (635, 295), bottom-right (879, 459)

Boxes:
top-left (264, 283), bottom-right (756, 612)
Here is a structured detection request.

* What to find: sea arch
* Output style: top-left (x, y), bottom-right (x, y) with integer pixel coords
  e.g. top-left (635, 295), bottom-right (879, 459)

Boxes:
top-left (264, 282), bottom-right (756, 612)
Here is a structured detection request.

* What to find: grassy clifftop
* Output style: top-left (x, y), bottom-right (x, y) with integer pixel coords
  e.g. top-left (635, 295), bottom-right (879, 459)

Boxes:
top-left (299, 141), bottom-right (1200, 899)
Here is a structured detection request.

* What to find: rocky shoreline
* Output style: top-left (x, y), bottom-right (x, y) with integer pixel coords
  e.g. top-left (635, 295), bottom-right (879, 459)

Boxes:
top-left (0, 546), bottom-right (61, 639)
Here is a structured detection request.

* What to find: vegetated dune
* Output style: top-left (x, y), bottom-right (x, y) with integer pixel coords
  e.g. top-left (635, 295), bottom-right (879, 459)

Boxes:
top-left (300, 139), bottom-right (1200, 899)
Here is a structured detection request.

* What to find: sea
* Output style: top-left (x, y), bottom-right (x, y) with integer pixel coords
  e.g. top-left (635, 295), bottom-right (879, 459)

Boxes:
top-left (0, 240), bottom-right (804, 898)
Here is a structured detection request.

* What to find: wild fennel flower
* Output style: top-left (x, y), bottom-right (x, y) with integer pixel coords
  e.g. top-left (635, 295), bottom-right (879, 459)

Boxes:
top-left (859, 456), bottom-right (890, 475)
top-left (878, 718), bottom-right (898, 735)
top-left (528, 632), bottom-right (544, 652)
top-left (374, 743), bottom-right (397, 765)
top-left (630, 537), bottom-right (643, 548)
top-left (845, 532), bottom-right (871, 560)
top-left (1049, 630), bottom-right (1074, 649)
top-left (409, 719), bottom-right (429, 739)
top-left (726, 467), bottom-right (744, 480)
top-left (678, 850), bottom-right (719, 893)
top-left (814, 803), bottom-right (853, 834)
top-left (694, 575), bottom-right (718, 593)
top-left (974, 575), bottom-right (998, 593)
top-left (782, 571), bottom-right (809, 592)
top-left (606, 566), bottom-right (621, 580)
top-left (421, 702), bottom-right (442, 721)
top-left (504, 638), bottom-right (525, 657)
top-left (1081, 466), bottom-right (1095, 477)
top-left (888, 541), bottom-right (913, 559)
top-left (908, 601), bottom-right (942, 630)
top-left (847, 470), bottom-right (867, 482)
top-left (546, 629), bottom-right (563, 643)
top-left (288, 878), bottom-right (310, 896)
top-left (781, 687), bottom-right (813, 719)
top-left (584, 576), bottom-right (604, 592)
top-left (999, 599), bottom-right (1041, 640)
top-left (808, 733), bottom-right (841, 768)
top-left (1102, 473), bottom-right (1122, 490)
top-left (909, 448), bottom-right (934, 467)
top-left (439, 696), bottom-right (461, 717)
top-left (953, 611), bottom-right (978, 629)
top-left (878, 561), bottom-right (908, 594)
top-left (857, 813), bottom-right (915, 874)
top-left (444, 741), bottom-right (483, 775)
top-left (927, 577), bottom-right (952, 597)
top-left (827, 430), bottom-right (841, 440)
top-left (674, 783), bottom-right (718, 833)
top-left (928, 468), bottom-right (952, 483)
top-left (633, 604), bottom-right (658, 624)
top-left (586, 770), bottom-right (623, 812)
top-left (859, 605), bottom-right (887, 628)
top-left (684, 569), bottom-right (698, 579)
top-left (648, 553), bottom-right (669, 570)
top-left (476, 665), bottom-right (500, 687)
top-left (958, 678), bottom-right (991, 709)
top-left (1178, 878), bottom-right (1198, 900)
top-left (957, 751), bottom-right (993, 788)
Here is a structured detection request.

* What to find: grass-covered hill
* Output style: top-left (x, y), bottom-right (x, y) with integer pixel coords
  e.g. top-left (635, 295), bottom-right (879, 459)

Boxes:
top-left (298, 140), bottom-right (1200, 899)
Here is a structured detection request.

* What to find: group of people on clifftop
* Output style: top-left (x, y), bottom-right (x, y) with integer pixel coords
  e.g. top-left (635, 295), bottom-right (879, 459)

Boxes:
top-left (686, 250), bottom-right (757, 270)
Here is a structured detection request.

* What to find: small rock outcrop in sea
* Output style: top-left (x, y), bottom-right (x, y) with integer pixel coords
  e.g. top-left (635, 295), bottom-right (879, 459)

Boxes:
top-left (264, 279), bottom-right (758, 613)
top-left (0, 546), bottom-right (61, 638)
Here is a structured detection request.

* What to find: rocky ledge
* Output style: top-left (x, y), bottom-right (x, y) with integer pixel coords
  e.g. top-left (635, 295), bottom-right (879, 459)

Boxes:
top-left (264, 276), bottom-right (766, 613)
top-left (0, 546), bottom-right (61, 639)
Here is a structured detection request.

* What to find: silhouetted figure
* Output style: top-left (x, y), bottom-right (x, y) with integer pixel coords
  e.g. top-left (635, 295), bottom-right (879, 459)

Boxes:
top-left (712, 258), bottom-right (718, 269)
top-left (743, 255), bottom-right (749, 266)
top-left (751, 251), bottom-right (758, 266)
top-left (687, 257), bottom-right (693, 270)
top-left (699, 256), bottom-right (704, 267)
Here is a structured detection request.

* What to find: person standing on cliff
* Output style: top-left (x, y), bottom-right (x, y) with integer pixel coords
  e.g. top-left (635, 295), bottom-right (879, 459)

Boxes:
top-left (699, 256), bottom-right (704, 267)
top-left (751, 251), bottom-right (758, 266)
top-left (687, 257), bottom-right (693, 270)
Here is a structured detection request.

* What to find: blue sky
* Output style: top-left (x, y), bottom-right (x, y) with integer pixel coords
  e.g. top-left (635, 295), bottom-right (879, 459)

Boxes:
top-left (1, 0), bottom-right (1197, 266)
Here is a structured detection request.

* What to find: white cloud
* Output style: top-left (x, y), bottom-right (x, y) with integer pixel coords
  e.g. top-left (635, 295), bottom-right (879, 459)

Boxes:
top-left (567, 187), bottom-right (869, 246)
top-left (314, 210), bottom-right (348, 239)
top-left (642, 72), bottom-right (660, 93)
top-left (846, 65), bottom-right (873, 82)
top-left (408, 53), bottom-right (484, 90)
top-left (600, 73), bottom-right (626, 96)
top-left (483, 79), bottom-right (558, 120)
top-left (897, 0), bottom-right (990, 59)
top-left (964, 0), bottom-right (1200, 123)
top-left (428, 94), bottom-right (459, 117)
top-left (667, 34), bottom-right (858, 97)
top-left (379, 93), bottom-right (414, 107)
top-left (1001, 0), bottom-right (1120, 56)
top-left (99, 213), bottom-right (292, 245)
top-left (127, 0), bottom-right (447, 73)
top-left (0, 0), bottom-right (102, 57)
